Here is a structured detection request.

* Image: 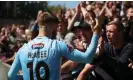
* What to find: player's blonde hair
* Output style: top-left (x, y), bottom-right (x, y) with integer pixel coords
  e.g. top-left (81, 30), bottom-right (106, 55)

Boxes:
top-left (42, 12), bottom-right (59, 24)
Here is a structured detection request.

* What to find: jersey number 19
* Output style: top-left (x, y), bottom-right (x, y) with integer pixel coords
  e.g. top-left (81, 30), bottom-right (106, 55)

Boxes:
top-left (27, 61), bottom-right (49, 80)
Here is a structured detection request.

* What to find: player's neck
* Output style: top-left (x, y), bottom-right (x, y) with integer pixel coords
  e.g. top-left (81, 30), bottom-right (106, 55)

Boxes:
top-left (38, 27), bottom-right (53, 38)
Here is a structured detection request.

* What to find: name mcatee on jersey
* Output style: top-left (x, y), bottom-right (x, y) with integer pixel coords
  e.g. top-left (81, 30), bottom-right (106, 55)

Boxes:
top-left (28, 51), bottom-right (47, 58)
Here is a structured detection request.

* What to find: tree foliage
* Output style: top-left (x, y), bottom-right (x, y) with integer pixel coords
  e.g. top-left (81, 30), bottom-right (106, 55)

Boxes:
top-left (15, 1), bottom-right (65, 19)
top-left (0, 1), bottom-right (66, 19)
top-left (16, 1), bottom-right (48, 19)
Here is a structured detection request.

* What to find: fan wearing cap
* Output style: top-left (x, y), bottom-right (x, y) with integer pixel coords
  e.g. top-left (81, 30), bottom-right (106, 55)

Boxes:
top-left (61, 2), bottom-right (102, 80)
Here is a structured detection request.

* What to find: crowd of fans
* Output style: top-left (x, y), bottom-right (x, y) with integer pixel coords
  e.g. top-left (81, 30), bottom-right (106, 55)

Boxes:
top-left (0, 1), bottom-right (133, 80)
top-left (0, 24), bottom-right (32, 60)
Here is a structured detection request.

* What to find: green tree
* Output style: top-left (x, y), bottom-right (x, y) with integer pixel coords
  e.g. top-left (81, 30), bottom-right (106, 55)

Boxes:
top-left (15, 1), bottom-right (66, 19)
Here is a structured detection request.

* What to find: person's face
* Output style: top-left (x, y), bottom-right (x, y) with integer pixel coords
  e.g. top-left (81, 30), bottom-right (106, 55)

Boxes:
top-left (16, 40), bottom-right (22, 48)
top-left (75, 28), bottom-right (83, 38)
top-left (107, 1), bottom-right (113, 8)
top-left (112, 5), bottom-right (116, 11)
top-left (57, 22), bottom-right (66, 33)
top-left (65, 10), bottom-right (72, 19)
top-left (74, 28), bottom-right (92, 44)
top-left (82, 28), bottom-right (92, 44)
top-left (127, 8), bottom-right (133, 19)
top-left (106, 24), bottom-right (120, 45)
top-left (57, 23), bottom-right (62, 32)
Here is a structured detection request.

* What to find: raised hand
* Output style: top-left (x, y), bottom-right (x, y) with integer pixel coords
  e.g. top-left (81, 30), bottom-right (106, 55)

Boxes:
top-left (80, 1), bottom-right (88, 19)
top-left (92, 18), bottom-right (101, 34)
top-left (81, 7), bottom-right (101, 35)
top-left (128, 59), bottom-right (133, 69)
top-left (37, 10), bottom-right (48, 27)
top-left (84, 12), bottom-right (101, 34)
top-left (80, 1), bottom-right (86, 8)
top-left (104, 1), bottom-right (108, 7)
top-left (96, 36), bottom-right (104, 56)
top-left (84, 12), bottom-right (95, 26)
top-left (76, 3), bottom-right (81, 13)
top-left (37, 10), bottom-right (44, 26)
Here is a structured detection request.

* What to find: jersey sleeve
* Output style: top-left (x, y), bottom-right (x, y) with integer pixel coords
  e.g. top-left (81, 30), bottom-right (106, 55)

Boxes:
top-left (8, 49), bottom-right (22, 80)
top-left (59, 34), bottom-right (99, 63)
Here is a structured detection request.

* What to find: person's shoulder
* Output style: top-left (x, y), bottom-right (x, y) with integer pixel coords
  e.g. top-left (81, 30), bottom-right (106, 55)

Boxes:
top-left (124, 43), bottom-right (133, 49)
top-left (20, 43), bottom-right (29, 51)
top-left (16, 44), bottom-right (27, 55)
top-left (19, 43), bottom-right (31, 53)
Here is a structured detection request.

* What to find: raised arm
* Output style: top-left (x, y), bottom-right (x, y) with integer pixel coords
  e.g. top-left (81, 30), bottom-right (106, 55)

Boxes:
top-left (99, 1), bottom-right (108, 17)
top-left (104, 2), bottom-right (113, 17)
top-left (77, 64), bottom-right (95, 80)
top-left (60, 5), bottom-right (101, 63)
top-left (30, 11), bottom-right (46, 39)
top-left (61, 60), bottom-right (78, 73)
top-left (67, 4), bottom-right (81, 31)
top-left (30, 21), bottom-right (39, 39)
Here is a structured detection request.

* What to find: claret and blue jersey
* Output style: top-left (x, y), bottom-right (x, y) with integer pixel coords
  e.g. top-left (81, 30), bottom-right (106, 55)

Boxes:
top-left (8, 34), bottom-right (99, 80)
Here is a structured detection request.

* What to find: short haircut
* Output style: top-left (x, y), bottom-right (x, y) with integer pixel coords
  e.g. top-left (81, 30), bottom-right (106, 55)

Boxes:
top-left (43, 12), bottom-right (59, 24)
top-left (107, 21), bottom-right (124, 32)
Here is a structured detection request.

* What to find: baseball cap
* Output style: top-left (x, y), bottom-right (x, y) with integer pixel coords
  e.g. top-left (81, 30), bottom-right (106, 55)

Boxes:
top-left (74, 21), bottom-right (91, 29)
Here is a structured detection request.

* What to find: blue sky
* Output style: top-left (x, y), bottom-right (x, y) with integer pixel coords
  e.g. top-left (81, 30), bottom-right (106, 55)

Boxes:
top-left (48, 1), bottom-right (80, 8)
